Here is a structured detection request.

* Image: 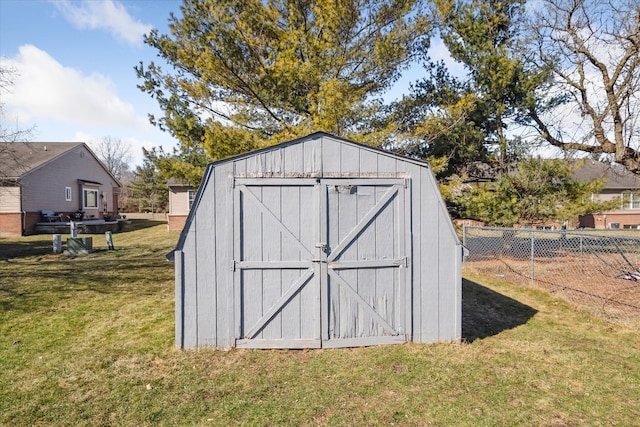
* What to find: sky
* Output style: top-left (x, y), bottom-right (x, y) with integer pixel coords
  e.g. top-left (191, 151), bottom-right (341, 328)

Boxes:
top-left (0, 0), bottom-right (464, 167)
top-left (0, 0), bottom-right (184, 166)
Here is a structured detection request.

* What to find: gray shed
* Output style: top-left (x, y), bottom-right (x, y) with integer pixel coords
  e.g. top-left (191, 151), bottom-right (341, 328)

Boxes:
top-left (173, 132), bottom-right (461, 349)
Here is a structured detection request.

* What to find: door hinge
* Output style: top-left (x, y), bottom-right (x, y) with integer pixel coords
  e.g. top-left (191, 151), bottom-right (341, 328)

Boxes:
top-left (230, 260), bottom-right (236, 271)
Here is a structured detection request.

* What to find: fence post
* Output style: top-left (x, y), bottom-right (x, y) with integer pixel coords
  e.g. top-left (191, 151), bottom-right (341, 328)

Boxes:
top-left (463, 225), bottom-right (467, 247)
top-left (530, 230), bottom-right (535, 282)
top-left (580, 235), bottom-right (584, 274)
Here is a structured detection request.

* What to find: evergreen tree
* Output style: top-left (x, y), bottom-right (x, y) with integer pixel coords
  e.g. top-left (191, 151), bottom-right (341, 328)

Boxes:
top-left (392, 0), bottom-right (557, 182)
top-left (128, 153), bottom-right (169, 213)
top-left (455, 159), bottom-right (617, 226)
top-left (137, 0), bottom-right (431, 181)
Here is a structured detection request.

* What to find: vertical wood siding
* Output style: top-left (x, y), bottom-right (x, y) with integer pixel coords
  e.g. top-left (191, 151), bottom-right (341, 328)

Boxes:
top-left (175, 133), bottom-right (461, 349)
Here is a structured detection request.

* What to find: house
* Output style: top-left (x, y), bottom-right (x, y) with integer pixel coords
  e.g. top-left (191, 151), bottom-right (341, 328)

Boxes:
top-left (167, 178), bottom-right (196, 231)
top-left (575, 160), bottom-right (640, 229)
top-left (172, 132), bottom-right (462, 349)
top-left (0, 142), bottom-right (121, 236)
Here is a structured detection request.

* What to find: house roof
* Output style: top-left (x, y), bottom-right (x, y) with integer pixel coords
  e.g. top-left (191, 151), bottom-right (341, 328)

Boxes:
top-left (167, 178), bottom-right (194, 188)
top-left (0, 142), bottom-right (120, 186)
top-left (572, 160), bottom-right (640, 190)
top-left (0, 142), bottom-right (84, 179)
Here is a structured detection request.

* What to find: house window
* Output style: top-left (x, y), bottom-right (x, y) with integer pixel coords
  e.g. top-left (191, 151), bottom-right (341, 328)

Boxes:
top-left (83, 188), bottom-right (99, 208)
top-left (622, 191), bottom-right (640, 209)
top-left (65, 187), bottom-right (72, 201)
top-left (610, 222), bottom-right (621, 229)
top-left (623, 224), bottom-right (639, 229)
top-left (188, 189), bottom-right (196, 210)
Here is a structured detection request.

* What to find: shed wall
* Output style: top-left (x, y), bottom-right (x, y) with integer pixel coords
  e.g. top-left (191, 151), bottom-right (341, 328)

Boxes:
top-left (176, 134), bottom-right (461, 349)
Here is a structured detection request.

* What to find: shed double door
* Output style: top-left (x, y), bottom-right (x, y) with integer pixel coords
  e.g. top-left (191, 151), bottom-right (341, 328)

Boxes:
top-left (233, 178), bottom-right (411, 348)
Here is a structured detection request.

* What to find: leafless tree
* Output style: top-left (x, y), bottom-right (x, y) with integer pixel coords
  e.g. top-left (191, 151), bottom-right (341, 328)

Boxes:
top-left (115, 168), bottom-right (136, 212)
top-left (0, 64), bottom-right (34, 143)
top-left (0, 63), bottom-right (35, 179)
top-left (529, 0), bottom-right (640, 173)
top-left (89, 136), bottom-right (133, 181)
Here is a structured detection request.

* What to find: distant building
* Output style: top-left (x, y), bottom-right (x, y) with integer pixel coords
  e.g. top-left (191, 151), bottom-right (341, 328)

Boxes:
top-left (167, 178), bottom-right (196, 231)
top-left (0, 142), bottom-right (121, 236)
top-left (575, 161), bottom-right (640, 229)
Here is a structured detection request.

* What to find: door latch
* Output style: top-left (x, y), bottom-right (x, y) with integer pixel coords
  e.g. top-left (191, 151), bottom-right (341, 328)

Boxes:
top-left (315, 242), bottom-right (330, 255)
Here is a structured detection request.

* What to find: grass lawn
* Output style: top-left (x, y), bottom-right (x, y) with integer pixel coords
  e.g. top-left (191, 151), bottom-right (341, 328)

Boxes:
top-left (1, 220), bottom-right (639, 426)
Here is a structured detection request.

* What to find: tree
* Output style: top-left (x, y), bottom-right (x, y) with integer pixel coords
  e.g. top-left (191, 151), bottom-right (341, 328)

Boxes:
top-left (388, 60), bottom-right (491, 179)
top-left (0, 64), bottom-right (35, 179)
top-left (136, 0), bottom-right (431, 180)
top-left (0, 64), bottom-right (34, 144)
top-left (391, 0), bottom-right (553, 185)
top-left (143, 143), bottom-right (208, 187)
top-left (529, 0), bottom-right (640, 173)
top-left (438, 0), bottom-right (557, 166)
top-left (114, 167), bottom-right (136, 213)
top-left (128, 153), bottom-right (169, 213)
top-left (455, 158), bottom-right (617, 226)
top-left (89, 136), bottom-right (132, 181)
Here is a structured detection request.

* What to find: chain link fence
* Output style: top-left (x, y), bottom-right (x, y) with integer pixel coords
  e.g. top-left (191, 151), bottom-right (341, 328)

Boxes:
top-left (463, 226), bottom-right (640, 328)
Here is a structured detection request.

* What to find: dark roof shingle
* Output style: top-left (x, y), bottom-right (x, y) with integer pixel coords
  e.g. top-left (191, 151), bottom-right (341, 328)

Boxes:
top-left (0, 142), bottom-right (84, 179)
top-left (573, 160), bottom-right (640, 190)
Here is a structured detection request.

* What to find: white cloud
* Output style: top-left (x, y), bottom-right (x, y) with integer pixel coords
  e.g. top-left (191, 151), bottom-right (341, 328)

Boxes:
top-left (429, 37), bottom-right (466, 78)
top-left (75, 131), bottom-right (159, 166)
top-left (50, 0), bottom-right (152, 46)
top-left (3, 45), bottom-right (149, 131)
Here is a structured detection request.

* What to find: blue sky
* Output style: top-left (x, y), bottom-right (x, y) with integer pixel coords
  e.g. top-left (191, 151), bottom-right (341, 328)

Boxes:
top-left (0, 0), bottom-right (183, 166)
top-left (1, 0), bottom-right (463, 167)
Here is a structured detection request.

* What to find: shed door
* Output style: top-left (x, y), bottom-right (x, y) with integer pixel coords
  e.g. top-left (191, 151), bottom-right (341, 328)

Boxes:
top-left (321, 179), bottom-right (410, 348)
top-left (233, 178), bottom-right (410, 349)
top-left (234, 179), bottom-right (320, 349)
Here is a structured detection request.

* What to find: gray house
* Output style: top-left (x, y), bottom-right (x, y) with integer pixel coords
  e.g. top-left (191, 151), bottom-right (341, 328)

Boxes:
top-left (173, 132), bottom-right (461, 349)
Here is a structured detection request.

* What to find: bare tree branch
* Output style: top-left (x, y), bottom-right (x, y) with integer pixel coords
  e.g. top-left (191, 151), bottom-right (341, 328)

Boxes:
top-left (0, 63), bottom-right (34, 144)
top-left (531, 0), bottom-right (640, 173)
top-left (88, 136), bottom-right (132, 181)
top-left (0, 63), bottom-right (35, 179)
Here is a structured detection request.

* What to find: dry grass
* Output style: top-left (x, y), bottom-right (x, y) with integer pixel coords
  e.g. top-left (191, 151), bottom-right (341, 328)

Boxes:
top-left (464, 252), bottom-right (640, 328)
top-left (1, 224), bottom-right (640, 426)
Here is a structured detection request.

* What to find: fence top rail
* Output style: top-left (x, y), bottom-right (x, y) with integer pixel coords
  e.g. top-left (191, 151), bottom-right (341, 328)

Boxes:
top-left (463, 225), bottom-right (640, 242)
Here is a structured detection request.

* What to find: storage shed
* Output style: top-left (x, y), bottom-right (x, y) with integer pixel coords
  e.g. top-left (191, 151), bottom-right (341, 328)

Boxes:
top-left (173, 132), bottom-right (462, 349)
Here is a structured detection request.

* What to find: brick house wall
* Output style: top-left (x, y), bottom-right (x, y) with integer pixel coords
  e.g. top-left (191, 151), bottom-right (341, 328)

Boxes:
top-left (0, 212), bottom-right (22, 236)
